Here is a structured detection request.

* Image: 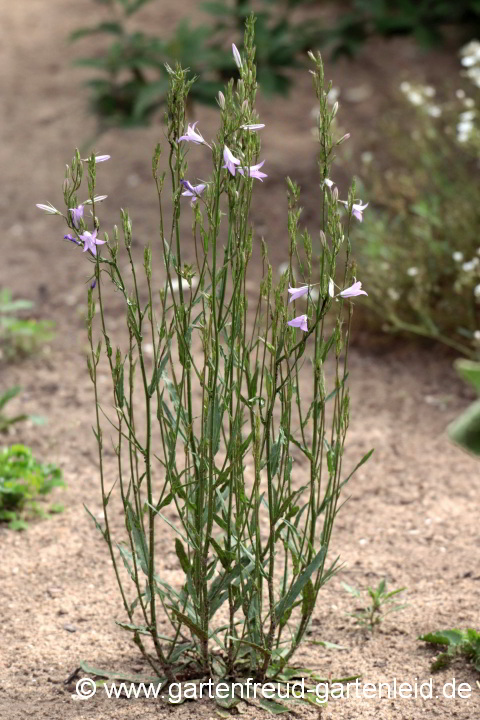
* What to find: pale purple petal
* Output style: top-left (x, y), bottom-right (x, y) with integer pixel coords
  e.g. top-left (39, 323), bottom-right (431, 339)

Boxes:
top-left (351, 202), bottom-right (368, 222)
top-left (223, 145), bottom-right (241, 176)
top-left (287, 314), bottom-right (308, 332)
top-left (287, 285), bottom-right (309, 303)
top-left (94, 155), bottom-right (110, 163)
top-left (238, 159), bottom-right (267, 181)
top-left (328, 278), bottom-right (335, 298)
top-left (178, 123), bottom-right (206, 145)
top-left (338, 281), bottom-right (368, 298)
top-left (181, 179), bottom-right (195, 194)
top-left (69, 204), bottom-right (84, 228)
top-left (79, 229), bottom-right (106, 256)
top-left (181, 180), bottom-right (206, 199)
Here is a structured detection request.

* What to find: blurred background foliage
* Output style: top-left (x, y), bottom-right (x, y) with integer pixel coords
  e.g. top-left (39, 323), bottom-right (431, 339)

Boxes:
top-left (0, 289), bottom-right (54, 360)
top-left (72, 0), bottom-right (480, 126)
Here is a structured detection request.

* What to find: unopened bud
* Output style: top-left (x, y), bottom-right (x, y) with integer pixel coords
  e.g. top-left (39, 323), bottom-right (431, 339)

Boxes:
top-left (319, 230), bottom-right (326, 247)
top-left (232, 43), bottom-right (243, 70)
top-left (332, 101), bottom-right (338, 118)
top-left (218, 91), bottom-right (225, 110)
top-left (337, 132), bottom-right (351, 145)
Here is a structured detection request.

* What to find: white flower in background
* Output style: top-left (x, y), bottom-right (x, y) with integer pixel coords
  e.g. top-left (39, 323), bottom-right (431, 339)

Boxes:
top-left (460, 110), bottom-right (476, 121)
top-left (474, 284), bottom-right (480, 299)
top-left (427, 106), bottom-right (442, 117)
top-left (460, 40), bottom-right (480, 64)
top-left (453, 251), bottom-right (464, 262)
top-left (474, 330), bottom-right (480, 341)
top-left (387, 288), bottom-right (400, 301)
top-left (457, 118), bottom-right (474, 142)
top-left (407, 267), bottom-right (419, 277)
top-left (462, 258), bottom-right (479, 272)
top-left (400, 81), bottom-right (411, 93)
top-left (458, 120), bottom-right (474, 133)
top-left (407, 90), bottom-right (424, 106)
top-left (361, 151), bottom-right (373, 164)
top-left (464, 97), bottom-right (475, 108)
top-left (424, 86), bottom-right (436, 97)
top-left (328, 87), bottom-right (340, 104)
top-left (456, 89), bottom-right (466, 99)
top-left (465, 66), bottom-right (480, 89)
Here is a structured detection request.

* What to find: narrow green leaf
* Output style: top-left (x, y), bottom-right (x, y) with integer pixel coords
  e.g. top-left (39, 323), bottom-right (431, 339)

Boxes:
top-left (175, 538), bottom-right (190, 575)
top-left (170, 609), bottom-right (208, 641)
top-left (84, 504), bottom-right (106, 540)
top-left (126, 504), bottom-right (149, 574)
top-left (259, 698), bottom-right (290, 714)
top-left (275, 546), bottom-right (327, 622)
top-left (79, 660), bottom-right (163, 685)
top-left (448, 400), bottom-right (480, 456)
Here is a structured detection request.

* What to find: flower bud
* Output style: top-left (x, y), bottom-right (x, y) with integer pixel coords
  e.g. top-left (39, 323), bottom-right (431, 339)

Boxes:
top-left (337, 133), bottom-right (351, 145)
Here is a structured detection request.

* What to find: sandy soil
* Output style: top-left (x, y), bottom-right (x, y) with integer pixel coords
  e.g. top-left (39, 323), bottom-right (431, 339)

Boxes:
top-left (0, 1), bottom-right (479, 719)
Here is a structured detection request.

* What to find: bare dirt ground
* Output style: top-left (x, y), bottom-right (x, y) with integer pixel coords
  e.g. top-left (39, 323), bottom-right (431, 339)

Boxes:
top-left (0, 2), bottom-right (479, 719)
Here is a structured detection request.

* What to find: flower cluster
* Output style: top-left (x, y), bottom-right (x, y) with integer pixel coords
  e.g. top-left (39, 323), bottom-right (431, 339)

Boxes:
top-left (36, 156), bottom-right (110, 257)
top-left (287, 280), bottom-right (367, 332)
top-left (460, 40), bottom-right (480, 89)
top-left (399, 81), bottom-right (442, 118)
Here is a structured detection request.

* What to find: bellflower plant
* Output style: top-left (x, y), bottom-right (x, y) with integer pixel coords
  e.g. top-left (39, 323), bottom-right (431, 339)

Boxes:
top-left (37, 18), bottom-right (371, 706)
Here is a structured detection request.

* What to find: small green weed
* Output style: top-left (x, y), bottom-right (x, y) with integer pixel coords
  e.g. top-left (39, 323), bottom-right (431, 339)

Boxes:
top-left (343, 579), bottom-right (407, 632)
top-left (0, 289), bottom-right (54, 359)
top-left (0, 387), bottom-right (28, 433)
top-left (0, 444), bottom-right (64, 530)
top-left (448, 359), bottom-right (480, 456)
top-left (419, 629), bottom-right (480, 673)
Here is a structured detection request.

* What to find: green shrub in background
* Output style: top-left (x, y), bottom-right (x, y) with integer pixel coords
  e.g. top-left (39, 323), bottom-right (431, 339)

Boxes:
top-left (73, 0), bottom-right (480, 128)
top-left (72, 0), bottom-right (319, 126)
top-left (0, 387), bottom-right (29, 434)
top-left (0, 289), bottom-right (54, 359)
top-left (324, 0), bottom-right (480, 58)
top-left (0, 445), bottom-right (64, 530)
top-left (352, 51), bottom-right (480, 358)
